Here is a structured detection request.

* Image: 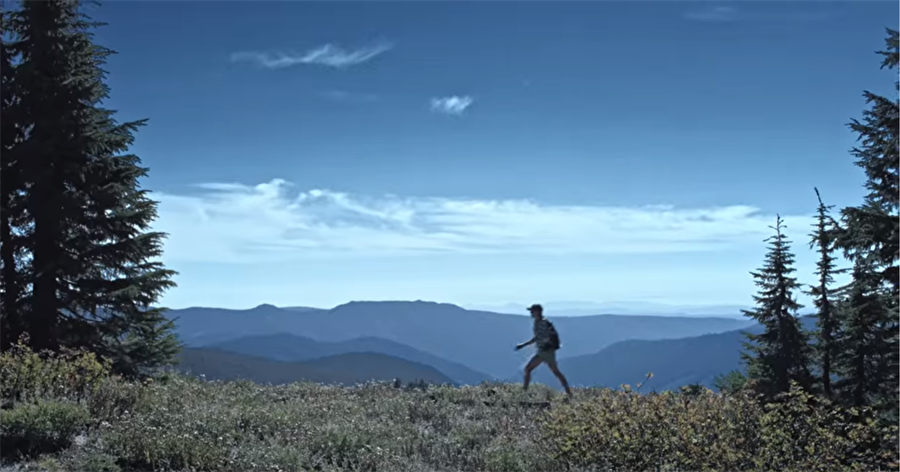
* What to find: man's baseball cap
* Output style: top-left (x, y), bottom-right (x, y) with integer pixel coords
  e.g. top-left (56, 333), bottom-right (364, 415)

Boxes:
top-left (526, 304), bottom-right (543, 312)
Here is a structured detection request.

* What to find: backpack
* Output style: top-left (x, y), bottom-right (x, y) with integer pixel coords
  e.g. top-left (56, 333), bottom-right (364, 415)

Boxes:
top-left (545, 320), bottom-right (561, 350)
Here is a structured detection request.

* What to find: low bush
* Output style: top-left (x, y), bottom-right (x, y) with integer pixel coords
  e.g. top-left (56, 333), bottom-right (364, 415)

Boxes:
top-left (754, 385), bottom-right (899, 472)
top-left (0, 399), bottom-right (91, 461)
top-left (0, 339), bottom-right (111, 408)
top-left (540, 387), bottom-right (761, 471)
top-left (540, 382), bottom-right (898, 472)
top-left (0, 344), bottom-right (896, 472)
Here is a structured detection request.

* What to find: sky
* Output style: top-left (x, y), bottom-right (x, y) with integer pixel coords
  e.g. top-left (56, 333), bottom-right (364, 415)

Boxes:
top-left (85, 1), bottom-right (898, 311)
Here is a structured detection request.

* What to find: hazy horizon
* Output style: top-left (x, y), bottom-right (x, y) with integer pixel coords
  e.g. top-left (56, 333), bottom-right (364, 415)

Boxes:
top-left (169, 299), bottom-right (769, 318)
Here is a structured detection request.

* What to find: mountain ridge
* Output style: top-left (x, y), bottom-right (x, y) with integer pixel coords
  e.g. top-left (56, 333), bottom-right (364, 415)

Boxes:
top-left (210, 333), bottom-right (493, 385)
top-left (167, 300), bottom-right (754, 378)
top-left (177, 348), bottom-right (456, 386)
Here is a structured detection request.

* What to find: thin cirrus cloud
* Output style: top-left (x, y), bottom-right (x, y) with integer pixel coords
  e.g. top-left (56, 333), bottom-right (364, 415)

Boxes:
top-left (430, 96), bottom-right (474, 116)
top-left (230, 40), bottom-right (393, 69)
top-left (683, 5), bottom-right (740, 22)
top-left (152, 179), bottom-right (812, 264)
top-left (683, 5), bottom-right (835, 22)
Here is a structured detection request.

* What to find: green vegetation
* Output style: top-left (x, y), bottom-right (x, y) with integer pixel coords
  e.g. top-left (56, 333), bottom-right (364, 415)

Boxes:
top-left (1, 344), bottom-right (897, 472)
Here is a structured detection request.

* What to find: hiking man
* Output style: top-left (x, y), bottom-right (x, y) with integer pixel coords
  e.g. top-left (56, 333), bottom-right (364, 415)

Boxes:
top-left (515, 304), bottom-right (572, 396)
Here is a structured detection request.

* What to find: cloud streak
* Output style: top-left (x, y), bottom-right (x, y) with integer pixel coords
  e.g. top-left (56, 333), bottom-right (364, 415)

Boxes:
top-left (683, 5), bottom-right (739, 22)
top-left (153, 180), bottom-right (811, 264)
top-left (430, 96), bottom-right (474, 116)
top-left (683, 5), bottom-right (834, 23)
top-left (230, 41), bottom-right (393, 69)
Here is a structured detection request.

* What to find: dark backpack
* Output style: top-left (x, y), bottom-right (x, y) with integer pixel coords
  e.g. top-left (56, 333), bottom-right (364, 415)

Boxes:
top-left (545, 320), bottom-right (561, 350)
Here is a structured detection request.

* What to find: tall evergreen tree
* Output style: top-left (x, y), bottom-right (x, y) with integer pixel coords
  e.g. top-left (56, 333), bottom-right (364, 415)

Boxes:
top-left (0, 8), bottom-right (29, 352)
top-left (7, 0), bottom-right (79, 352)
top-left (833, 259), bottom-right (894, 408)
top-left (4, 0), bottom-right (179, 373)
top-left (805, 188), bottom-right (844, 398)
top-left (834, 28), bottom-right (898, 299)
top-left (830, 28), bottom-right (899, 412)
top-left (741, 215), bottom-right (814, 399)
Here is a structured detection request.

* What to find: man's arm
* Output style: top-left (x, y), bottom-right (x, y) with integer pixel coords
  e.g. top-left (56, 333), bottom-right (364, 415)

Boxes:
top-left (515, 338), bottom-right (535, 350)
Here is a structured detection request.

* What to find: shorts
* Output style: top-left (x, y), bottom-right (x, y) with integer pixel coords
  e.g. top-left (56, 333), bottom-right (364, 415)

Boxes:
top-left (531, 349), bottom-right (557, 366)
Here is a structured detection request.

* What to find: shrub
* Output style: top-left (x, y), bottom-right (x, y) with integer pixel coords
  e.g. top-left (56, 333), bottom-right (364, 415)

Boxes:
top-left (59, 449), bottom-right (122, 472)
top-left (753, 383), bottom-right (899, 472)
top-left (540, 387), bottom-right (761, 471)
top-left (0, 399), bottom-right (91, 460)
top-left (0, 340), bottom-right (111, 407)
top-left (540, 383), bottom-right (897, 472)
top-left (0, 345), bottom-right (894, 472)
top-left (84, 376), bottom-right (146, 424)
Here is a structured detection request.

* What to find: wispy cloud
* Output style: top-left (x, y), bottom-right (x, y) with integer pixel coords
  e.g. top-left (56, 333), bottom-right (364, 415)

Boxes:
top-left (153, 179), bottom-right (811, 263)
top-left (230, 41), bottom-right (393, 69)
top-left (683, 5), bottom-right (739, 22)
top-left (683, 4), bottom-right (834, 23)
top-left (430, 96), bottom-right (474, 116)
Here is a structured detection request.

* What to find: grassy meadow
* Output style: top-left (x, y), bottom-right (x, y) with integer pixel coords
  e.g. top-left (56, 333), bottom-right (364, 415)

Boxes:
top-left (0, 344), bottom-right (897, 472)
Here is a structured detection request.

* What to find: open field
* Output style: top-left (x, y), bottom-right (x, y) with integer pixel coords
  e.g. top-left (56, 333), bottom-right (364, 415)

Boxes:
top-left (1, 347), bottom-right (897, 472)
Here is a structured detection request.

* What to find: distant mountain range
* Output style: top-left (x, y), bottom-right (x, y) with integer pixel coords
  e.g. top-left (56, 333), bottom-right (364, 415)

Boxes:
top-left (177, 348), bottom-right (456, 386)
top-left (274, 300), bottom-right (765, 318)
top-left (166, 301), bottom-right (754, 379)
top-left (465, 301), bottom-right (769, 318)
top-left (273, 301), bottom-right (758, 318)
top-left (210, 333), bottom-right (492, 385)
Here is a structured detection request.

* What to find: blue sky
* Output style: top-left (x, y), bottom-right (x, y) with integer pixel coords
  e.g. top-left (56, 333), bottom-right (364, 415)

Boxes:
top-left (87, 1), bottom-right (897, 311)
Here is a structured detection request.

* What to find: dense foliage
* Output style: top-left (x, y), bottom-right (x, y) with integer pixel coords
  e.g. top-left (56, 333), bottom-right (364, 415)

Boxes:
top-left (1, 344), bottom-right (896, 472)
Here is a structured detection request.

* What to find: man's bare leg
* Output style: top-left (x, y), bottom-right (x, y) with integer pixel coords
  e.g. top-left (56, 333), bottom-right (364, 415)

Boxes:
top-left (523, 356), bottom-right (542, 391)
top-left (548, 361), bottom-right (573, 396)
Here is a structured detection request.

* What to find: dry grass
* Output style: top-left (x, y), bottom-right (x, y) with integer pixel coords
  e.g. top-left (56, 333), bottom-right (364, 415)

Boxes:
top-left (1, 344), bottom-right (896, 472)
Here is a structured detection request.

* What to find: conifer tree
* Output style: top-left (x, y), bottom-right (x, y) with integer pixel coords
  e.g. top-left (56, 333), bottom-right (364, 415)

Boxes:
top-left (741, 215), bottom-right (814, 399)
top-left (0, 9), bottom-right (28, 352)
top-left (805, 188), bottom-right (844, 398)
top-left (830, 28), bottom-right (899, 412)
top-left (833, 259), bottom-right (894, 408)
top-left (4, 0), bottom-right (179, 373)
top-left (834, 28), bottom-right (898, 300)
top-left (8, 0), bottom-right (82, 352)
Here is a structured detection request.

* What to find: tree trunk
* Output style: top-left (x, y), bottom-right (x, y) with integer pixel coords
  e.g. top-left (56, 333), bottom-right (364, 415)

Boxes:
top-left (29, 173), bottom-right (61, 352)
top-left (0, 205), bottom-right (21, 351)
top-left (820, 297), bottom-right (832, 397)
